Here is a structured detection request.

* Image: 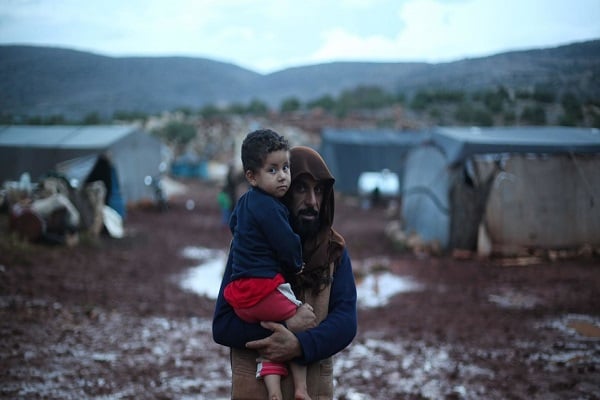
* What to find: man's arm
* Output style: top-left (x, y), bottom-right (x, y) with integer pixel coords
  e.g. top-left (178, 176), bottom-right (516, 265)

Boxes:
top-left (247, 248), bottom-right (357, 364)
top-left (213, 243), bottom-right (317, 348)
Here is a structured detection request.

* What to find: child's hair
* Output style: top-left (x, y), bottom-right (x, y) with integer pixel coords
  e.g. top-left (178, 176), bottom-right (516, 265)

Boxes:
top-left (241, 129), bottom-right (289, 173)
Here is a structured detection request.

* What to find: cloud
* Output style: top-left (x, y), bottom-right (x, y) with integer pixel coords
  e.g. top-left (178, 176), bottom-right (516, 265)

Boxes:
top-left (400, 0), bottom-right (600, 61)
top-left (0, 0), bottom-right (598, 72)
top-left (306, 0), bottom-right (600, 65)
top-left (309, 28), bottom-right (401, 63)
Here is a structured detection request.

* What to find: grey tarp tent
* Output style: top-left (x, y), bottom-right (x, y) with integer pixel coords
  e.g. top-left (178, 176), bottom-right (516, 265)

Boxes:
top-left (0, 125), bottom-right (164, 210)
top-left (320, 128), bottom-right (425, 195)
top-left (401, 126), bottom-right (600, 255)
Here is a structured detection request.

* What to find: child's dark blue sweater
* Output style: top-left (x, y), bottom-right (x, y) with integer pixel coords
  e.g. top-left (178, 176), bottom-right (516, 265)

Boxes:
top-left (229, 187), bottom-right (303, 280)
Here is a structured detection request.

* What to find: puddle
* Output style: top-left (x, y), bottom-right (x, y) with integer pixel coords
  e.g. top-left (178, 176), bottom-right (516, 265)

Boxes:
top-left (178, 247), bottom-right (227, 299)
top-left (178, 247), bottom-right (423, 308)
top-left (334, 336), bottom-right (492, 399)
top-left (567, 319), bottom-right (600, 338)
top-left (530, 313), bottom-right (600, 372)
top-left (356, 272), bottom-right (423, 308)
top-left (543, 314), bottom-right (600, 341)
top-left (487, 288), bottom-right (539, 309)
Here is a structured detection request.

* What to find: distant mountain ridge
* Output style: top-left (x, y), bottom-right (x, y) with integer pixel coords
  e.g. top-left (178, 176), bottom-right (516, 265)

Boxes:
top-left (1, 40), bottom-right (599, 120)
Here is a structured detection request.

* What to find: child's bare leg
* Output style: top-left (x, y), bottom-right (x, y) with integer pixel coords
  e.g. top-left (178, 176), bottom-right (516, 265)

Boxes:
top-left (290, 362), bottom-right (311, 400)
top-left (263, 374), bottom-right (283, 400)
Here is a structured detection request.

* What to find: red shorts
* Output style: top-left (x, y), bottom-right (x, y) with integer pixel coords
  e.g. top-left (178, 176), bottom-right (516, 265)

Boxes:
top-left (234, 287), bottom-right (298, 323)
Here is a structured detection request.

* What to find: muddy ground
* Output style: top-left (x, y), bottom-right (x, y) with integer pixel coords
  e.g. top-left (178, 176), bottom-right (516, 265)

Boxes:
top-left (1, 179), bottom-right (599, 400)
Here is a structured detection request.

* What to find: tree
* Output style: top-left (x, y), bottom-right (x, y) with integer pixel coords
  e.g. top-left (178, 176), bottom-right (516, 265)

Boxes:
top-left (154, 121), bottom-right (196, 147)
top-left (515, 89), bottom-right (531, 100)
top-left (454, 103), bottom-right (474, 124)
top-left (337, 86), bottom-right (395, 110)
top-left (45, 114), bottom-right (67, 125)
top-left (0, 113), bottom-right (14, 124)
top-left (520, 106), bottom-right (547, 125)
top-left (306, 95), bottom-right (336, 112)
top-left (592, 112), bottom-right (600, 128)
top-left (174, 106), bottom-right (193, 116)
top-left (503, 110), bottom-right (517, 125)
top-left (246, 99), bottom-right (269, 115)
top-left (227, 102), bottom-right (247, 115)
top-left (481, 90), bottom-right (505, 113)
top-left (26, 115), bottom-right (44, 125)
top-left (280, 97), bottom-right (301, 113)
top-left (113, 110), bottom-right (148, 122)
top-left (199, 104), bottom-right (223, 119)
top-left (432, 89), bottom-right (464, 103)
top-left (410, 90), bottom-right (433, 111)
top-left (559, 92), bottom-right (583, 125)
top-left (471, 109), bottom-right (494, 126)
top-left (532, 84), bottom-right (555, 103)
top-left (82, 112), bottom-right (102, 125)
top-left (454, 103), bottom-right (493, 126)
top-left (394, 92), bottom-right (406, 104)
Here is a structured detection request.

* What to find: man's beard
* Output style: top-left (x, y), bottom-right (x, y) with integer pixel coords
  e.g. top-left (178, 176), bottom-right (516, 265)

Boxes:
top-left (291, 209), bottom-right (321, 241)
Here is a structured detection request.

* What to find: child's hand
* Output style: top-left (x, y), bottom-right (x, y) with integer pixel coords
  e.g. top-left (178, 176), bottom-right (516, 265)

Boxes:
top-left (285, 303), bottom-right (316, 332)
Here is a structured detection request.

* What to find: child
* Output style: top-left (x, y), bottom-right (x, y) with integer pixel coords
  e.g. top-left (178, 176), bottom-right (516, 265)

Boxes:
top-left (217, 188), bottom-right (232, 226)
top-left (223, 129), bottom-right (311, 400)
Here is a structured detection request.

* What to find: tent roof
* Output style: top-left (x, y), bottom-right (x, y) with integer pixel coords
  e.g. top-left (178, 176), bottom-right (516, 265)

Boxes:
top-left (432, 126), bottom-right (600, 163)
top-left (322, 128), bottom-right (425, 145)
top-left (0, 125), bottom-right (141, 149)
top-left (55, 154), bottom-right (101, 184)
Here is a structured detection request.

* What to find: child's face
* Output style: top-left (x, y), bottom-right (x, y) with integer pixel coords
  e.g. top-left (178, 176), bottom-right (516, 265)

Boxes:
top-left (246, 150), bottom-right (291, 198)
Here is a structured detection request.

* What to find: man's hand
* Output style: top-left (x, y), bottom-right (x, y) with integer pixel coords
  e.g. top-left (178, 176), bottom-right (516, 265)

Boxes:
top-left (285, 303), bottom-right (317, 333)
top-left (245, 322), bottom-right (302, 363)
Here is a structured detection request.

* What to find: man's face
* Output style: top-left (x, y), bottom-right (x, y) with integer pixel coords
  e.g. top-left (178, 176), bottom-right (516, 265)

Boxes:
top-left (288, 175), bottom-right (325, 240)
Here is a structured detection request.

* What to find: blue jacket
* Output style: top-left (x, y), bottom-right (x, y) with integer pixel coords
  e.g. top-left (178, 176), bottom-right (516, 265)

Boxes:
top-left (229, 187), bottom-right (303, 279)
top-left (212, 246), bottom-right (358, 365)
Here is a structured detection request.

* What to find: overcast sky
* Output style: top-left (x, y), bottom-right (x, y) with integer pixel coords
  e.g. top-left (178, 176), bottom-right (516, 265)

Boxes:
top-left (1, 0), bottom-right (598, 74)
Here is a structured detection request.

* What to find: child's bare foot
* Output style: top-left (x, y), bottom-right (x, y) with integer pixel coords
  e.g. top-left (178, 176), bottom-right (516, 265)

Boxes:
top-left (294, 389), bottom-right (312, 400)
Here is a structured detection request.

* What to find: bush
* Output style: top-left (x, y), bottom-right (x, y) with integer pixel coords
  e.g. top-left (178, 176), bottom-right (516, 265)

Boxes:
top-left (154, 121), bottom-right (196, 145)
top-left (306, 95), bottom-right (336, 112)
top-left (472, 109), bottom-right (494, 126)
top-left (503, 110), bottom-right (517, 125)
top-left (520, 106), bottom-right (547, 125)
top-left (532, 84), bottom-right (555, 103)
top-left (561, 92), bottom-right (583, 122)
top-left (410, 91), bottom-right (433, 111)
top-left (280, 97), bottom-right (301, 113)
top-left (454, 103), bottom-right (473, 123)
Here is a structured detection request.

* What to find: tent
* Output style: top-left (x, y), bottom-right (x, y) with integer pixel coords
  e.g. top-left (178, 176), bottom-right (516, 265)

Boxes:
top-left (319, 128), bottom-right (425, 195)
top-left (0, 125), bottom-right (164, 214)
top-left (401, 126), bottom-right (600, 255)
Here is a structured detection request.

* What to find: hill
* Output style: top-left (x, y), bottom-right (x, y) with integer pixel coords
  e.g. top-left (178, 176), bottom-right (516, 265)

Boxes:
top-left (0, 46), bottom-right (260, 119)
top-left (1, 40), bottom-right (599, 120)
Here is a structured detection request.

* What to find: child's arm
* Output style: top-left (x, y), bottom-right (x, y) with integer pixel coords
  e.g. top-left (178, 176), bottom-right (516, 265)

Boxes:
top-left (259, 201), bottom-right (303, 272)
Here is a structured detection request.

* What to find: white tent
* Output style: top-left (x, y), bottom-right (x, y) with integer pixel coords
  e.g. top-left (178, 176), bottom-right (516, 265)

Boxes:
top-left (0, 125), bottom-right (164, 210)
top-left (402, 126), bottom-right (600, 255)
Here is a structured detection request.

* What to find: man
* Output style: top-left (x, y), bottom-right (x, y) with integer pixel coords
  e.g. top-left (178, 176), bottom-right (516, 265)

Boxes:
top-left (212, 146), bottom-right (358, 399)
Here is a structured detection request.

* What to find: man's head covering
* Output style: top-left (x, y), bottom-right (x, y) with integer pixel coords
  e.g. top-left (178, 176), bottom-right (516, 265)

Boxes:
top-left (285, 146), bottom-right (345, 294)
top-left (288, 146), bottom-right (335, 230)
